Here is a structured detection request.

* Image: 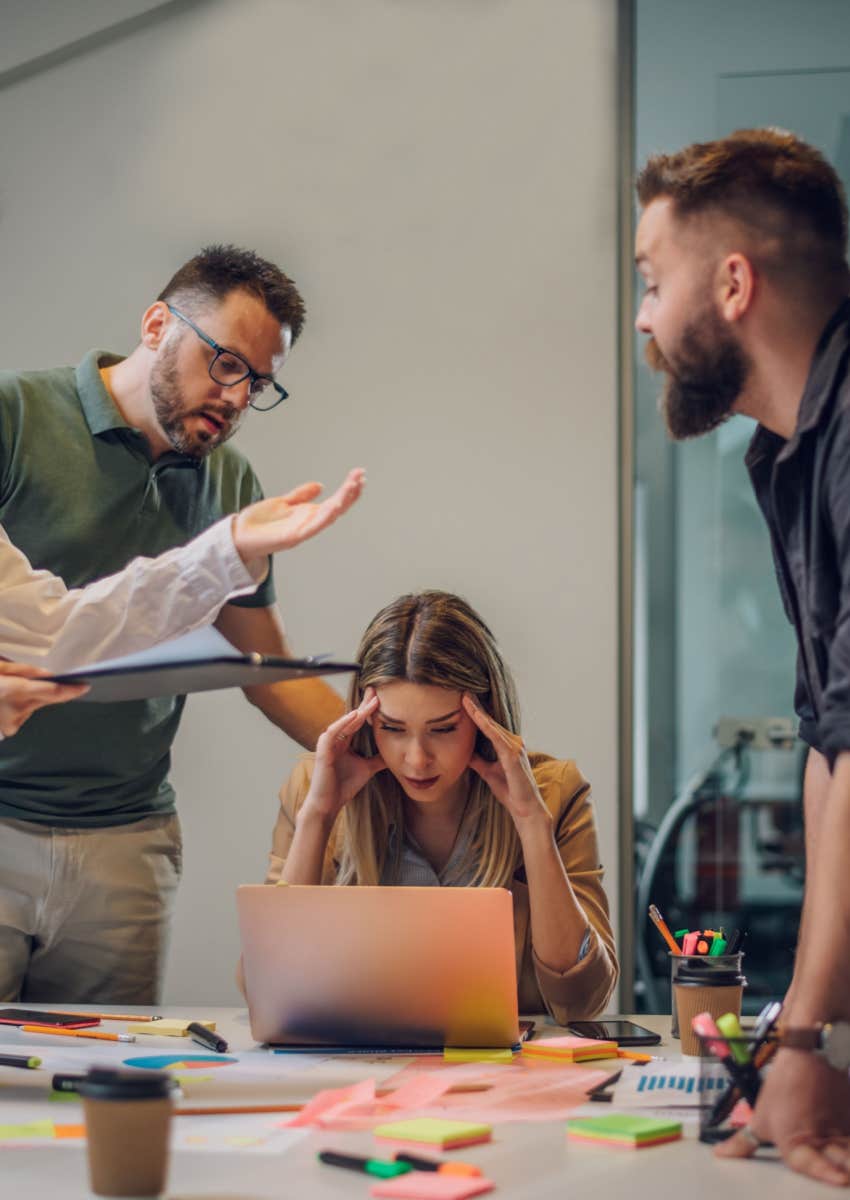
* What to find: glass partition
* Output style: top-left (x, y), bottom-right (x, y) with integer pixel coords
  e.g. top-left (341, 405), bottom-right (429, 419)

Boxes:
top-left (630, 0), bottom-right (850, 1012)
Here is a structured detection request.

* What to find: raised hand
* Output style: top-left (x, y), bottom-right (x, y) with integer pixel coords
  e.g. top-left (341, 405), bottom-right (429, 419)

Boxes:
top-left (0, 661), bottom-right (88, 738)
top-left (303, 687), bottom-right (387, 821)
top-left (461, 693), bottom-right (550, 828)
top-left (232, 468), bottom-right (365, 566)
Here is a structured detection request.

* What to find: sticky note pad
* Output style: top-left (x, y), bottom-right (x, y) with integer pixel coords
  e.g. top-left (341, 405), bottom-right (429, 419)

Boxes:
top-left (371, 1175), bottom-right (495, 1199)
top-left (128, 1018), bottom-right (216, 1037)
top-left (374, 1118), bottom-right (492, 1150)
top-left (443, 1047), bottom-right (513, 1064)
top-left (522, 1036), bottom-right (618, 1063)
top-left (566, 1114), bottom-right (682, 1149)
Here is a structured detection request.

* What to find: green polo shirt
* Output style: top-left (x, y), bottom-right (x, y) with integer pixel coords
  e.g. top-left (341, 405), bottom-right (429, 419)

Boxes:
top-left (0, 350), bottom-right (276, 826)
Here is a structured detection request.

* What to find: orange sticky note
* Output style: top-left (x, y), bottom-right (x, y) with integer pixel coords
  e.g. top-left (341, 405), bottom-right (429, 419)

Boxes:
top-left (522, 1036), bottom-right (618, 1063)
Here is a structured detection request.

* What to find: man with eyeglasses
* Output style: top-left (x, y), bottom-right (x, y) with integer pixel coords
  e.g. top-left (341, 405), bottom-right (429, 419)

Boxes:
top-left (0, 243), bottom-right (349, 1003)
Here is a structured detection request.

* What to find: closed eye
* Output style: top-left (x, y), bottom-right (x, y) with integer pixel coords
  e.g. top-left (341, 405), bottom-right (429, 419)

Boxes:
top-left (431, 725), bottom-right (458, 734)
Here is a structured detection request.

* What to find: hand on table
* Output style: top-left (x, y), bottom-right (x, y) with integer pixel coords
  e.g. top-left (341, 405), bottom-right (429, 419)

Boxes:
top-left (302, 688), bottom-right (387, 822)
top-left (461, 693), bottom-right (551, 830)
top-left (233, 468), bottom-right (365, 574)
top-left (0, 661), bottom-right (88, 738)
top-left (715, 1047), bottom-right (850, 1186)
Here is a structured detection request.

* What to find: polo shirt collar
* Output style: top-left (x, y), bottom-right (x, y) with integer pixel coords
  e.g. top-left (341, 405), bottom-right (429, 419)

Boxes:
top-left (76, 350), bottom-right (130, 436)
top-left (75, 349), bottom-right (202, 470)
top-left (745, 295), bottom-right (850, 473)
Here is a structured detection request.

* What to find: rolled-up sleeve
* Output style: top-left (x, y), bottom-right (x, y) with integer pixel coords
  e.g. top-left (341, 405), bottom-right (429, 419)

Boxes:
top-left (0, 518), bottom-right (259, 672)
top-left (516, 760), bottom-right (618, 1023)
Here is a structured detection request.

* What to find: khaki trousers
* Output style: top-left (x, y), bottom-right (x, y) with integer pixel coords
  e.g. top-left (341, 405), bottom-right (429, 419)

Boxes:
top-left (0, 814), bottom-right (182, 1004)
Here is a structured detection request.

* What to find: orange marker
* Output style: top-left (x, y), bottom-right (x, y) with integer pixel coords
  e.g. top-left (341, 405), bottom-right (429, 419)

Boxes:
top-left (21, 1025), bottom-right (135, 1044)
top-left (648, 905), bottom-right (681, 955)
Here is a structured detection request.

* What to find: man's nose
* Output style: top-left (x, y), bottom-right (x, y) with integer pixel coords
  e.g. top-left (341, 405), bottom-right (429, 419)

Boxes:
top-left (635, 298), bottom-right (652, 335)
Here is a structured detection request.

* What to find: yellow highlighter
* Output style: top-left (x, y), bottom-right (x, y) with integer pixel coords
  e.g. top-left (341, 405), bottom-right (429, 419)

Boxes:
top-left (716, 1012), bottom-right (750, 1064)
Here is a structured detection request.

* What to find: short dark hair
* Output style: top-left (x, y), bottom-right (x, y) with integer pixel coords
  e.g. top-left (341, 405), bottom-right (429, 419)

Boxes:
top-left (636, 128), bottom-right (849, 285)
top-left (157, 243), bottom-right (306, 343)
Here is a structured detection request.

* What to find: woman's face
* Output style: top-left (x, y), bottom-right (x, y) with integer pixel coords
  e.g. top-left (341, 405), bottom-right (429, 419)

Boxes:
top-left (370, 681), bottom-right (478, 807)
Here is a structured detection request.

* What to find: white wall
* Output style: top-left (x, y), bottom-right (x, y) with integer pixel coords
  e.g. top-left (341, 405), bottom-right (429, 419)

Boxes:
top-left (0, 0), bottom-right (621, 1003)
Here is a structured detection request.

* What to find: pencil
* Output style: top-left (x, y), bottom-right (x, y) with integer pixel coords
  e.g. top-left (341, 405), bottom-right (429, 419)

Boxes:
top-left (648, 905), bottom-right (682, 955)
top-left (175, 1104), bottom-right (303, 1116)
top-left (51, 1011), bottom-right (161, 1023)
top-left (616, 1049), bottom-right (655, 1063)
top-left (21, 1025), bottom-right (136, 1044)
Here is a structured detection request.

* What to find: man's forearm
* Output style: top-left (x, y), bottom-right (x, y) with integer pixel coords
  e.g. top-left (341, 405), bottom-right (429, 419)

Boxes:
top-left (785, 751), bottom-right (850, 1023)
top-left (244, 676), bottom-right (344, 750)
top-left (784, 747), bottom-right (831, 1009)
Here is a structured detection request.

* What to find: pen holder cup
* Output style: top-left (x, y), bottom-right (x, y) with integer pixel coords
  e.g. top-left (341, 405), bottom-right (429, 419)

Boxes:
top-left (696, 1030), bottom-right (775, 1145)
top-left (670, 953), bottom-right (745, 1051)
top-left (79, 1068), bottom-right (175, 1197)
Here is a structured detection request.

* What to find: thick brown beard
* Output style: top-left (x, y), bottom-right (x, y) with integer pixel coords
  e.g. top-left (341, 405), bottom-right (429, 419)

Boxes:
top-left (644, 313), bottom-right (749, 441)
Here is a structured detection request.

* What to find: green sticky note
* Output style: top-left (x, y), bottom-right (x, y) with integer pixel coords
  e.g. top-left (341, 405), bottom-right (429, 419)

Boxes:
top-left (48, 1090), bottom-right (80, 1103)
top-left (567, 1114), bottom-right (682, 1146)
top-left (0, 1120), bottom-right (57, 1140)
top-left (374, 1117), bottom-right (492, 1148)
top-left (443, 1047), bottom-right (513, 1063)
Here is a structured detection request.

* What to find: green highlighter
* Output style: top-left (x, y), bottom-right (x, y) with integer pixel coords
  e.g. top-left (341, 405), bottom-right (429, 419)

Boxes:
top-left (708, 935), bottom-right (727, 956)
top-left (318, 1150), bottom-right (412, 1178)
top-left (716, 1012), bottom-right (750, 1064)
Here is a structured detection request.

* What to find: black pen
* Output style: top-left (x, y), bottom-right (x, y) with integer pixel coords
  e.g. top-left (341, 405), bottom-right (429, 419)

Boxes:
top-left (318, 1151), bottom-right (411, 1179)
top-left (186, 1022), bottom-right (228, 1054)
top-left (0, 1053), bottom-right (41, 1069)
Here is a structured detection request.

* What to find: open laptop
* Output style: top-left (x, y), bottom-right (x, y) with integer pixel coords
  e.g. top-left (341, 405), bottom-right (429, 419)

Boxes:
top-left (237, 884), bottom-right (520, 1050)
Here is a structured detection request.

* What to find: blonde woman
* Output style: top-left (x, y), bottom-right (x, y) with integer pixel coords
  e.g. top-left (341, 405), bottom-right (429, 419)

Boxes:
top-left (267, 590), bottom-right (618, 1023)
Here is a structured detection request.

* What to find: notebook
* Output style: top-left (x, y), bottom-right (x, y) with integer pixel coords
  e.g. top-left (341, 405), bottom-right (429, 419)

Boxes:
top-left (237, 885), bottom-right (520, 1050)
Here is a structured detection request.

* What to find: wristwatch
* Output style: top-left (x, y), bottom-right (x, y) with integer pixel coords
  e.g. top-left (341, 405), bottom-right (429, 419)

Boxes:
top-left (781, 1021), bottom-right (850, 1071)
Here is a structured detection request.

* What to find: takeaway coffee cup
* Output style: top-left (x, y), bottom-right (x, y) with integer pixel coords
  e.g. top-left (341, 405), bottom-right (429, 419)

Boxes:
top-left (670, 953), bottom-right (746, 1055)
top-left (78, 1067), bottom-right (174, 1197)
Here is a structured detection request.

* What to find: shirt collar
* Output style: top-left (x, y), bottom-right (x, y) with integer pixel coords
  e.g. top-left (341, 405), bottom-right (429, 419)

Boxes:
top-left (75, 350), bottom-right (129, 437)
top-left (75, 348), bottom-right (203, 471)
top-left (745, 295), bottom-right (850, 472)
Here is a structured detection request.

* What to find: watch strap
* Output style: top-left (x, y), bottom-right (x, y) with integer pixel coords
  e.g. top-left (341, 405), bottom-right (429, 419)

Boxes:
top-left (780, 1025), bottom-right (824, 1053)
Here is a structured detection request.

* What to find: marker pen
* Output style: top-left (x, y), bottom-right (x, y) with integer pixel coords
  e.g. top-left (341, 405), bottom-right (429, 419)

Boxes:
top-left (682, 932), bottom-right (699, 955)
top-left (691, 1012), bottom-right (761, 1103)
top-left (0, 1053), bottom-right (41, 1069)
top-left (395, 1152), bottom-right (482, 1177)
top-left (318, 1151), bottom-right (411, 1179)
top-left (187, 1022), bottom-right (228, 1054)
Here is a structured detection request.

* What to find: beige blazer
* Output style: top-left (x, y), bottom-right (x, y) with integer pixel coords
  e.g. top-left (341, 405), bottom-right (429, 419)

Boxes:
top-left (265, 752), bottom-right (618, 1024)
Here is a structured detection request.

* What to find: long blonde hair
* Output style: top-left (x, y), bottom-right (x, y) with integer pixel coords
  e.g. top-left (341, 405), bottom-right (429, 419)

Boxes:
top-left (336, 591), bottom-right (522, 888)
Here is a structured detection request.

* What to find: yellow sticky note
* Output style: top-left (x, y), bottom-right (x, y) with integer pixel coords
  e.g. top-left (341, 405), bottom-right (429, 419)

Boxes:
top-left (0, 1121), bottom-right (56, 1139)
top-left (128, 1019), bottom-right (216, 1037)
top-left (374, 1118), bottom-right (492, 1149)
top-left (443, 1047), bottom-right (514, 1063)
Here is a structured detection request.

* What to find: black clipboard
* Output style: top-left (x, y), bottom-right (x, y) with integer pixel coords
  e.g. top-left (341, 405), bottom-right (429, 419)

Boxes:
top-left (49, 654), bottom-right (360, 703)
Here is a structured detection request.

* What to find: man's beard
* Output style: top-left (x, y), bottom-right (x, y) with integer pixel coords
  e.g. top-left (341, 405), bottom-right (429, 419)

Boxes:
top-left (149, 340), bottom-right (243, 459)
top-left (646, 306), bottom-right (750, 441)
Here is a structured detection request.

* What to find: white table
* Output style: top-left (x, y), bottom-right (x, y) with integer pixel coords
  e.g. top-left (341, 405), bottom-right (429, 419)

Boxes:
top-left (0, 1009), bottom-right (824, 1199)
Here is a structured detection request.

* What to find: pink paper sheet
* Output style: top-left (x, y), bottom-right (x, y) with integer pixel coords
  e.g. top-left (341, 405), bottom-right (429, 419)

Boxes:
top-left (284, 1056), bottom-right (613, 1129)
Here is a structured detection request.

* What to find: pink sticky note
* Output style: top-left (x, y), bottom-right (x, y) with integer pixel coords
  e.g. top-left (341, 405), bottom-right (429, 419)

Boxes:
top-left (370, 1174), bottom-right (494, 1200)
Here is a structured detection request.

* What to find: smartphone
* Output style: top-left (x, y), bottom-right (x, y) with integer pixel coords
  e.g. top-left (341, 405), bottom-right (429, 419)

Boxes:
top-left (0, 1008), bottom-right (99, 1029)
top-left (566, 1019), bottom-right (661, 1046)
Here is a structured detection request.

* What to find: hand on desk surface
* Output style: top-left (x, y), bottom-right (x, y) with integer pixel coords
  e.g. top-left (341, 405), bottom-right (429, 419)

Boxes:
top-left (715, 1046), bottom-right (850, 1186)
top-left (462, 693), bottom-right (551, 833)
top-left (0, 661), bottom-right (88, 738)
top-left (233, 468), bottom-right (365, 574)
top-left (302, 689), bottom-right (387, 822)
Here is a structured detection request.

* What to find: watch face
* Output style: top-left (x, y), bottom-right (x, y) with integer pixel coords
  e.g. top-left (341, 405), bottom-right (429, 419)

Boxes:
top-left (823, 1022), bottom-right (850, 1071)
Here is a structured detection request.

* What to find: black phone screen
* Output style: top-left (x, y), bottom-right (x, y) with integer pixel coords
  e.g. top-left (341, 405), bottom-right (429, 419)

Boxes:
top-left (566, 1019), bottom-right (661, 1046)
top-left (0, 1008), bottom-right (99, 1028)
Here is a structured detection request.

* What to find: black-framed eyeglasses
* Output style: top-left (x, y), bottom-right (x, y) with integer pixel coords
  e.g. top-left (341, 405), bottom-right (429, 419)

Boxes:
top-left (166, 304), bottom-right (289, 412)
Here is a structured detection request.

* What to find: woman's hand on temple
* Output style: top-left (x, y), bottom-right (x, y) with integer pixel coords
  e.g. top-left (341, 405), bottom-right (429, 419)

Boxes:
top-left (232, 468), bottom-right (366, 578)
top-left (462, 693), bottom-right (551, 830)
top-left (0, 662), bottom-right (88, 738)
top-left (302, 688), bottom-right (386, 821)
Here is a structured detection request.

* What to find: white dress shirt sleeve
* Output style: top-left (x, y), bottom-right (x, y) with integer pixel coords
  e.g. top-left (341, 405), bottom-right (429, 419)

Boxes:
top-left (0, 519), bottom-right (260, 672)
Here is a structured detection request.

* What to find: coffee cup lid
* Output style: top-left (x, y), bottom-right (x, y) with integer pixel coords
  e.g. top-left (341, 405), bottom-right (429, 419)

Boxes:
top-left (78, 1067), bottom-right (174, 1101)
